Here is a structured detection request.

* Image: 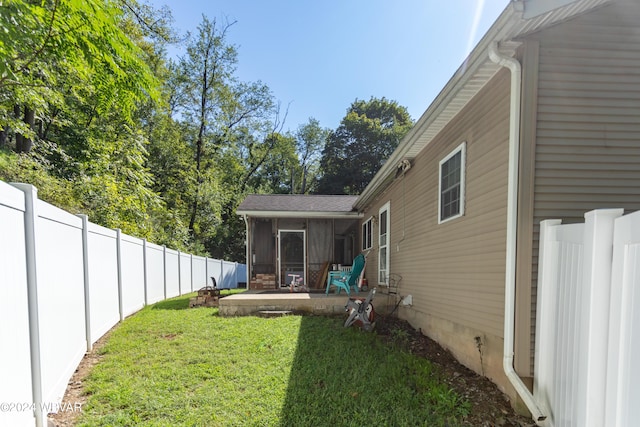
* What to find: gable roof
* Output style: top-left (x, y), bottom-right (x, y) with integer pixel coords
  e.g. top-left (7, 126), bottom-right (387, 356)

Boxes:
top-left (237, 194), bottom-right (361, 218)
top-left (353, 0), bottom-right (613, 210)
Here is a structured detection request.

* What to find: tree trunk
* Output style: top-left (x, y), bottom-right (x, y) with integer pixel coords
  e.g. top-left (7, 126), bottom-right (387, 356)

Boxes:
top-left (0, 126), bottom-right (8, 149)
top-left (22, 108), bottom-right (35, 153)
top-left (14, 106), bottom-right (35, 153)
top-left (300, 166), bottom-right (308, 194)
top-left (188, 55), bottom-right (209, 235)
top-left (13, 105), bottom-right (23, 151)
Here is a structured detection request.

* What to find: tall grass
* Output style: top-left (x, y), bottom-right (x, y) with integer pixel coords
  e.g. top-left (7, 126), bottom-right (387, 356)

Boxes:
top-left (77, 294), bottom-right (470, 426)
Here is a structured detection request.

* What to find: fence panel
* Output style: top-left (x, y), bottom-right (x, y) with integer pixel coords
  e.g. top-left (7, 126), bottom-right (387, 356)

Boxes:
top-left (191, 256), bottom-right (207, 290)
top-left (119, 234), bottom-right (145, 317)
top-left (606, 211), bottom-right (640, 425)
top-left (207, 258), bottom-right (222, 287)
top-left (165, 248), bottom-right (180, 298)
top-left (0, 182), bottom-right (33, 427)
top-left (221, 260), bottom-right (237, 288)
top-left (145, 242), bottom-right (165, 304)
top-left (1, 180), bottom-right (247, 426)
top-left (535, 209), bottom-right (630, 427)
top-left (35, 201), bottom-right (86, 410)
top-left (535, 221), bottom-right (584, 426)
top-left (86, 223), bottom-right (119, 343)
top-left (556, 223), bottom-right (585, 427)
top-left (179, 253), bottom-right (191, 295)
top-left (237, 263), bottom-right (247, 287)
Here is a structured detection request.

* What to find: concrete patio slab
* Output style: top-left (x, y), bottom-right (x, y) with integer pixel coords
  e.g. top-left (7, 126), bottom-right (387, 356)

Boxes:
top-left (219, 290), bottom-right (354, 316)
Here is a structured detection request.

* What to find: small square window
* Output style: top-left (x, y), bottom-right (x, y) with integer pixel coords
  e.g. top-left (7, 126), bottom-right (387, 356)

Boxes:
top-left (438, 142), bottom-right (466, 223)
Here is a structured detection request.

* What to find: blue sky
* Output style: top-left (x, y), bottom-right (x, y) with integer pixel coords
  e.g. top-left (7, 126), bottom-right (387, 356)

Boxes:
top-left (148, 0), bottom-right (510, 132)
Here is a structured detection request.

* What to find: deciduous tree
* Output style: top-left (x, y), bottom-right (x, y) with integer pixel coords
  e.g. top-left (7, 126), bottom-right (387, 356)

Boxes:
top-left (295, 117), bottom-right (328, 194)
top-left (0, 0), bottom-right (158, 153)
top-left (317, 97), bottom-right (413, 195)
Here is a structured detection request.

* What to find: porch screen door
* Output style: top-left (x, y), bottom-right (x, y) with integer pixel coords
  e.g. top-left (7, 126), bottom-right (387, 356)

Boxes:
top-left (278, 230), bottom-right (306, 287)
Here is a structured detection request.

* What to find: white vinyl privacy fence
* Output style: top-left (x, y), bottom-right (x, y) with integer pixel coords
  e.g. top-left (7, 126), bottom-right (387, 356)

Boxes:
top-left (0, 180), bottom-right (246, 427)
top-left (534, 208), bottom-right (639, 427)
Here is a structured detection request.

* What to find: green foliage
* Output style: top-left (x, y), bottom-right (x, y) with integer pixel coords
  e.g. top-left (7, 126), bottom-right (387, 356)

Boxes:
top-left (0, 0), bottom-right (158, 151)
top-left (76, 128), bottom-right (162, 239)
top-left (0, 2), bottom-right (414, 263)
top-left (295, 117), bottom-right (328, 194)
top-left (171, 15), bottom-right (284, 260)
top-left (77, 295), bottom-right (471, 426)
top-left (0, 149), bottom-right (81, 211)
top-left (317, 97), bottom-right (413, 195)
top-left (244, 132), bottom-right (298, 194)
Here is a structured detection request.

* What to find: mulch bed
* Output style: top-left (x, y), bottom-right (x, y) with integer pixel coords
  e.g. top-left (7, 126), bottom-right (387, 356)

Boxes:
top-left (374, 315), bottom-right (536, 426)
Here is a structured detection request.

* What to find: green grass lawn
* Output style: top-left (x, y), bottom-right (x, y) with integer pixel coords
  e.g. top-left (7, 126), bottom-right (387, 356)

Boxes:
top-left (77, 293), bottom-right (470, 426)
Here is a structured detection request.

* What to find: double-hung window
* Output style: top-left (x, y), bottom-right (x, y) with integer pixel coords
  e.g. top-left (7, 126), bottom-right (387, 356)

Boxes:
top-left (378, 202), bottom-right (390, 285)
top-left (362, 217), bottom-right (373, 251)
top-left (438, 142), bottom-right (466, 223)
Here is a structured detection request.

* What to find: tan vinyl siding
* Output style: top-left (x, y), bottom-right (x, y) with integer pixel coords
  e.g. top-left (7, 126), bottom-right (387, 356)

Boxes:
top-left (361, 69), bottom-right (511, 339)
top-left (513, 40), bottom-right (540, 377)
top-left (528, 1), bottom-right (640, 374)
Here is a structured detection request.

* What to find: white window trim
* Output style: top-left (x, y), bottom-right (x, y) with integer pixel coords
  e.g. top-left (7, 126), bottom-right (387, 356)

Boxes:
top-left (438, 142), bottom-right (466, 224)
top-left (378, 202), bottom-right (390, 285)
top-left (362, 216), bottom-right (373, 251)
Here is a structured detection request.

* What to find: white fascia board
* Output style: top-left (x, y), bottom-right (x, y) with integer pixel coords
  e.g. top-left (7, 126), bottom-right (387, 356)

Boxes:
top-left (354, 3), bottom-right (523, 211)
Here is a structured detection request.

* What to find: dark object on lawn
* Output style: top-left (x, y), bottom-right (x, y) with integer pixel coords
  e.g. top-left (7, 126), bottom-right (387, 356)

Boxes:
top-left (344, 288), bottom-right (376, 331)
top-left (189, 277), bottom-right (223, 307)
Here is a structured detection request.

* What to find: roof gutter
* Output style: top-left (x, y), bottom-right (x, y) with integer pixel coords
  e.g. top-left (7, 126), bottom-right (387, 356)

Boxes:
top-left (488, 41), bottom-right (546, 423)
top-left (236, 210), bottom-right (363, 219)
top-left (354, 3), bottom-right (523, 212)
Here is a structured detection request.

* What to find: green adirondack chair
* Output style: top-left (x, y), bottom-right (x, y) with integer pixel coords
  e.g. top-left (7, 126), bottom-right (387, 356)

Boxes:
top-left (325, 253), bottom-right (365, 295)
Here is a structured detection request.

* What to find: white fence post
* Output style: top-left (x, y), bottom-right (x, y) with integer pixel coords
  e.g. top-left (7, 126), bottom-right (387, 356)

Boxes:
top-left (78, 214), bottom-right (92, 352)
top-left (187, 254), bottom-right (192, 294)
top-left (534, 219), bottom-right (562, 419)
top-left (12, 183), bottom-right (45, 427)
top-left (163, 245), bottom-right (167, 300)
top-left (143, 238), bottom-right (148, 306)
top-left (116, 229), bottom-right (124, 322)
top-left (606, 210), bottom-right (640, 425)
top-left (178, 250), bottom-right (182, 296)
top-left (220, 259), bottom-right (224, 287)
top-left (578, 209), bottom-right (623, 427)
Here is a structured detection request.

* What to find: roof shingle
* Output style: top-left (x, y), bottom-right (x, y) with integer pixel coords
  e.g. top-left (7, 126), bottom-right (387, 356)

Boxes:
top-left (237, 194), bottom-right (358, 214)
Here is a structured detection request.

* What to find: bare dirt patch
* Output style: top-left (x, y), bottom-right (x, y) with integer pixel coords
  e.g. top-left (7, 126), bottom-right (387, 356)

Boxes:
top-left (47, 331), bottom-right (112, 427)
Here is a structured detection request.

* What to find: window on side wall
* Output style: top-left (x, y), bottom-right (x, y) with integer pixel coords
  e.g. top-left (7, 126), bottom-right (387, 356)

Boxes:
top-left (438, 142), bottom-right (466, 223)
top-left (378, 202), bottom-right (390, 285)
top-left (362, 217), bottom-right (373, 251)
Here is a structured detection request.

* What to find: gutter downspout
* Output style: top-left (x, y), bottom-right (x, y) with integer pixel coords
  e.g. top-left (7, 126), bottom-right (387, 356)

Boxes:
top-left (488, 41), bottom-right (546, 423)
top-left (242, 214), bottom-right (250, 287)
